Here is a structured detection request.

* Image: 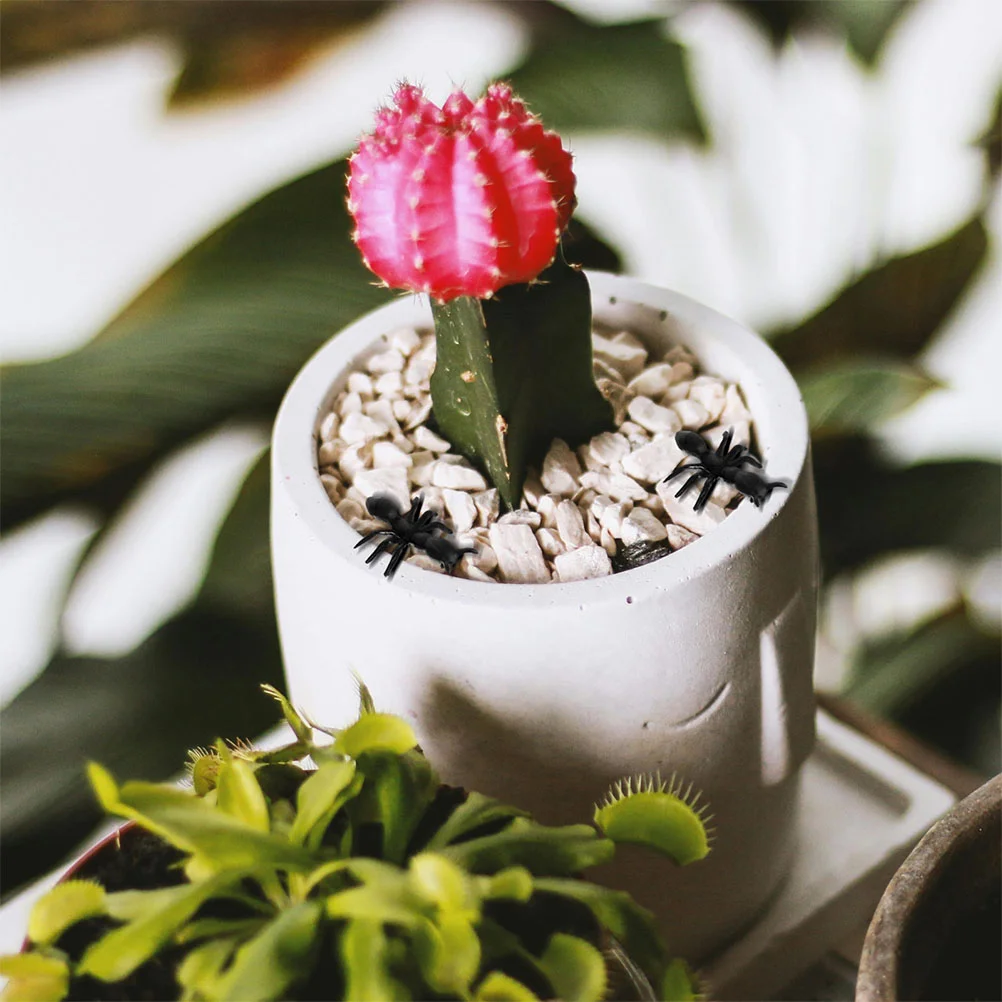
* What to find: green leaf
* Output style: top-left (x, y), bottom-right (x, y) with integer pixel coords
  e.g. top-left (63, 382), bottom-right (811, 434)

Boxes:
top-left (176, 937), bottom-right (240, 1002)
top-left (339, 920), bottom-right (409, 1002)
top-left (474, 971), bottom-right (540, 1001)
top-left (424, 791), bottom-right (527, 851)
top-left (0, 159), bottom-right (389, 531)
top-left (409, 853), bottom-right (478, 917)
top-left (441, 819), bottom-right (614, 876)
top-left (414, 913), bottom-right (482, 995)
top-left (661, 957), bottom-right (701, 1002)
top-left (799, 358), bottom-right (941, 433)
top-left (538, 932), bottom-right (607, 1002)
top-left (334, 714), bottom-right (418, 759)
top-left (769, 216), bottom-right (989, 370)
top-left (532, 878), bottom-right (668, 991)
top-left (211, 901), bottom-right (323, 1002)
top-left (0, 953), bottom-right (70, 1002)
top-left (477, 866), bottom-right (535, 903)
top-left (431, 259), bottom-right (614, 509)
top-left (27, 880), bottom-right (106, 945)
top-left (325, 880), bottom-right (428, 929)
top-left (175, 916), bottom-right (265, 944)
top-left (259, 685), bottom-right (312, 746)
top-left (216, 755), bottom-right (270, 833)
top-left (105, 884), bottom-right (210, 922)
top-left (79, 874), bottom-right (235, 981)
top-left (593, 786), bottom-right (709, 865)
top-left (290, 759), bottom-right (361, 849)
top-left (510, 14), bottom-right (706, 143)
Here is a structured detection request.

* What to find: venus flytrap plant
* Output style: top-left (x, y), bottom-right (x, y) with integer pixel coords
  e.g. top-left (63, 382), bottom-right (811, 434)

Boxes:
top-left (348, 83), bottom-right (614, 510)
top-left (3, 685), bottom-right (710, 1002)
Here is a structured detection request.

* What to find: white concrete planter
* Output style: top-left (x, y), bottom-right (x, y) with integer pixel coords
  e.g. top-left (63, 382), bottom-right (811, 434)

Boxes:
top-left (271, 273), bottom-right (819, 962)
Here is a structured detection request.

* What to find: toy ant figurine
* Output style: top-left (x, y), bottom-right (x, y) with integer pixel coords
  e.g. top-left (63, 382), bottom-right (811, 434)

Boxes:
top-left (354, 493), bottom-right (476, 578)
top-left (663, 429), bottom-right (788, 512)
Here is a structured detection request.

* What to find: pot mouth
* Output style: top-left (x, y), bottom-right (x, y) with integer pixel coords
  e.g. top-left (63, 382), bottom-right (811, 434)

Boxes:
top-left (272, 272), bottom-right (810, 607)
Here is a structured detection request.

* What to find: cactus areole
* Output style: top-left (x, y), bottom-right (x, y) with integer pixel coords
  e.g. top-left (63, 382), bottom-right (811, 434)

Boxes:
top-left (347, 84), bottom-right (613, 510)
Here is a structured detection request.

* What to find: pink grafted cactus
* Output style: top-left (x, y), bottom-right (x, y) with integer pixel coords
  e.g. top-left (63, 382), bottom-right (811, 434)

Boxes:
top-left (347, 83), bottom-right (576, 302)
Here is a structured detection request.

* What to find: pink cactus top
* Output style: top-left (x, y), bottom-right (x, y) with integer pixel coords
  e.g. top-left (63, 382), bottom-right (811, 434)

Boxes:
top-left (347, 83), bottom-right (576, 303)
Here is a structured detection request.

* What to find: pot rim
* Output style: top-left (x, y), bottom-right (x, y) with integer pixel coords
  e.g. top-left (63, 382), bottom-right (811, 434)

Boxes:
top-left (272, 272), bottom-right (810, 606)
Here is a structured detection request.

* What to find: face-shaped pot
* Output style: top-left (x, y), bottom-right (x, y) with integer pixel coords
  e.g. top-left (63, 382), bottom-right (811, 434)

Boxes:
top-left (271, 273), bottom-right (819, 961)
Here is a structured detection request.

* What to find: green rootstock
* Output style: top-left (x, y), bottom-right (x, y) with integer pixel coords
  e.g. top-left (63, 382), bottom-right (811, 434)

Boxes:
top-left (430, 260), bottom-right (614, 511)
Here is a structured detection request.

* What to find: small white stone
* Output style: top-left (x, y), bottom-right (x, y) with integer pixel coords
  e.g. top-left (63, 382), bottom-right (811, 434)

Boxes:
top-left (433, 453), bottom-right (465, 466)
top-left (621, 437), bottom-right (686, 485)
top-left (392, 398), bottom-right (412, 421)
top-left (620, 508), bottom-right (669, 545)
top-left (443, 489), bottom-right (477, 533)
top-left (412, 425), bottom-right (452, 453)
top-left (499, 509), bottom-right (542, 529)
top-left (345, 485), bottom-right (368, 509)
top-left (404, 354), bottom-right (435, 386)
top-left (668, 359), bottom-right (695, 383)
top-left (599, 500), bottom-right (633, 537)
top-left (588, 431), bottom-right (631, 468)
top-left (673, 398), bottom-right (710, 430)
top-left (585, 508), bottom-right (602, 541)
top-left (618, 421), bottom-right (650, 448)
top-left (657, 482), bottom-right (727, 534)
top-left (336, 498), bottom-right (364, 523)
top-left (472, 541), bottom-right (498, 573)
top-left (404, 399), bottom-right (432, 430)
top-left (418, 487), bottom-right (446, 516)
top-left (431, 462), bottom-right (488, 491)
top-left (540, 439), bottom-right (582, 497)
top-left (320, 474), bottom-right (344, 503)
top-left (593, 356), bottom-right (625, 385)
top-left (366, 348), bottom-right (405, 374)
top-left (667, 524), bottom-right (699, 550)
top-left (338, 443), bottom-right (370, 482)
top-left (348, 372), bottom-right (374, 397)
top-left (340, 411), bottom-right (389, 445)
top-left (638, 492), bottom-right (665, 517)
top-left (688, 376), bottom-right (727, 422)
top-left (600, 527), bottom-right (618, 557)
top-left (554, 545), bottom-right (612, 582)
top-left (339, 391), bottom-right (363, 417)
top-left (521, 473), bottom-right (545, 508)
top-left (578, 470), bottom-right (648, 502)
top-left (391, 434), bottom-right (414, 454)
top-left (628, 363), bottom-right (675, 399)
top-left (388, 327), bottom-right (422, 356)
top-left (318, 441), bottom-right (343, 467)
top-left (374, 371), bottom-right (404, 397)
top-left (555, 500), bottom-right (590, 550)
top-left (489, 523), bottom-right (550, 583)
top-left (535, 527), bottom-right (566, 558)
top-left (460, 563), bottom-right (494, 583)
top-left (349, 516), bottom-right (384, 535)
top-left (628, 396), bottom-right (681, 435)
top-left (408, 451), bottom-right (436, 487)
top-left (371, 441), bottom-right (412, 469)
top-left (319, 412), bottom-right (340, 443)
top-left (664, 380), bottom-right (691, 403)
top-left (408, 552), bottom-right (446, 574)
top-left (706, 421), bottom-right (751, 450)
top-left (473, 489), bottom-right (500, 526)
top-left (362, 398), bottom-right (399, 430)
top-left (720, 384), bottom-right (752, 425)
top-left (592, 332), bottom-right (647, 381)
top-left (595, 378), bottom-right (632, 426)
top-left (664, 345), bottom-right (697, 367)
top-left (535, 493), bottom-right (561, 529)
top-left (354, 468), bottom-right (410, 510)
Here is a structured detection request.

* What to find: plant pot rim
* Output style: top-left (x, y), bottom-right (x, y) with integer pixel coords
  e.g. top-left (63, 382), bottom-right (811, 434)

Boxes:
top-left (272, 271), bottom-right (809, 605)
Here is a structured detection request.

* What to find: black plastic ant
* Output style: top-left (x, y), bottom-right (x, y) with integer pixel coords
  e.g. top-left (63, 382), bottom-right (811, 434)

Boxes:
top-left (354, 493), bottom-right (476, 578)
top-left (663, 429), bottom-right (788, 512)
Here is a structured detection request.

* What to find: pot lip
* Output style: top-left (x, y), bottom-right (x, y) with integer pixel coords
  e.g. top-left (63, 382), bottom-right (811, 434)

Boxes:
top-left (855, 774), bottom-right (1002, 1001)
top-left (272, 271), bottom-right (810, 605)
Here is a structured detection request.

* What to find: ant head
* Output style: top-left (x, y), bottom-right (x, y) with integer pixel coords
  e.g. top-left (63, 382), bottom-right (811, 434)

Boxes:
top-left (675, 430), bottom-right (708, 456)
top-left (366, 492), bottom-right (402, 521)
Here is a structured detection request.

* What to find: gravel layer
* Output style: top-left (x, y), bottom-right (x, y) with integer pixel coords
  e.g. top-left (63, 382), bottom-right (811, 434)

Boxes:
top-left (316, 326), bottom-right (755, 583)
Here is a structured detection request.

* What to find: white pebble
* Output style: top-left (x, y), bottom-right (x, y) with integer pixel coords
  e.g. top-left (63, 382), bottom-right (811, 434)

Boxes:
top-left (349, 516), bottom-right (383, 535)
top-left (628, 396), bottom-right (681, 435)
top-left (588, 432), bottom-right (631, 468)
top-left (595, 378), bottom-right (632, 426)
top-left (673, 398), bottom-right (710, 430)
top-left (431, 462), bottom-right (488, 491)
top-left (339, 391), bottom-right (363, 417)
top-left (412, 425), bottom-right (451, 453)
top-left (347, 372), bottom-right (374, 397)
top-left (688, 376), bottom-right (727, 422)
top-left (362, 398), bottom-right (399, 430)
top-left (620, 508), bottom-right (668, 545)
top-left (392, 398), bottom-right (412, 421)
top-left (600, 528), bottom-right (618, 557)
top-left (499, 509), bottom-right (542, 529)
top-left (404, 353), bottom-right (435, 386)
top-left (340, 411), bottom-right (389, 445)
top-left (318, 441), bottom-right (343, 467)
top-left (706, 421), bottom-right (751, 450)
top-left (319, 412), bottom-right (340, 443)
top-left (536, 527), bottom-right (566, 558)
top-left (473, 490), bottom-right (500, 526)
top-left (472, 542), bottom-right (498, 574)
top-left (656, 483), bottom-right (727, 534)
top-left (338, 443), bottom-right (370, 482)
top-left (592, 332), bottom-right (647, 381)
top-left (578, 470), bottom-right (648, 502)
top-left (375, 371), bottom-right (404, 397)
top-left (540, 439), bottom-right (583, 497)
top-left (618, 421), bottom-right (650, 448)
top-left (404, 399), bottom-right (432, 430)
top-left (667, 525), bottom-right (699, 550)
top-left (336, 498), bottom-right (364, 523)
top-left (555, 500), bottom-right (590, 550)
top-left (628, 363), bottom-right (675, 399)
top-left (354, 468), bottom-right (410, 510)
top-left (554, 545), bottom-right (612, 582)
top-left (599, 500), bottom-right (633, 537)
top-left (664, 380), bottom-right (691, 403)
top-left (621, 437), bottom-right (686, 485)
top-left (442, 489), bottom-right (477, 533)
top-left (371, 441), bottom-right (412, 469)
top-left (388, 327), bottom-right (421, 356)
top-left (535, 493), bottom-right (561, 529)
top-left (460, 564), bottom-right (494, 583)
top-left (489, 524), bottom-right (550, 583)
top-left (320, 474), bottom-right (343, 503)
top-left (408, 552), bottom-right (446, 574)
top-left (720, 384), bottom-right (752, 425)
top-left (408, 451), bottom-right (436, 487)
top-left (668, 360), bottom-right (695, 383)
top-left (367, 348), bottom-right (405, 374)
top-left (521, 473), bottom-right (545, 508)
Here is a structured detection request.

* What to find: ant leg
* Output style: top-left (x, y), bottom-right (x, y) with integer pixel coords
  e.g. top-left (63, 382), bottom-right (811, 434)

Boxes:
top-left (365, 538), bottom-right (395, 565)
top-left (384, 543), bottom-right (410, 578)
top-left (694, 476), bottom-right (717, 511)
top-left (716, 429), bottom-right (732, 457)
top-left (663, 461), bottom-right (698, 483)
top-left (354, 529), bottom-right (388, 549)
top-left (674, 472), bottom-right (704, 498)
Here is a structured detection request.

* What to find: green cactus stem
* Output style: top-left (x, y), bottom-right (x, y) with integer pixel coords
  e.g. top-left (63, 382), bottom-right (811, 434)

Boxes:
top-left (430, 259), bottom-right (614, 510)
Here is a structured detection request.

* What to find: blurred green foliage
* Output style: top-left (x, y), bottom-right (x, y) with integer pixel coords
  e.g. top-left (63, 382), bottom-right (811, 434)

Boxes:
top-left (1, 0), bottom-right (999, 897)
